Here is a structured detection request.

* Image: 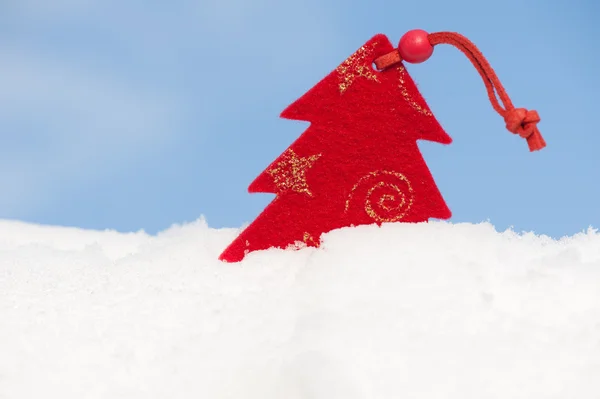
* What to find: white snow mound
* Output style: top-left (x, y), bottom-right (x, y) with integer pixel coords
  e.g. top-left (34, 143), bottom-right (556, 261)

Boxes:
top-left (1, 218), bottom-right (600, 398)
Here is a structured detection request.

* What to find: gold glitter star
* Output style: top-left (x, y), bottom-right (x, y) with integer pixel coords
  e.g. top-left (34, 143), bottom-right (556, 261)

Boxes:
top-left (267, 149), bottom-right (321, 196)
top-left (336, 43), bottom-right (380, 93)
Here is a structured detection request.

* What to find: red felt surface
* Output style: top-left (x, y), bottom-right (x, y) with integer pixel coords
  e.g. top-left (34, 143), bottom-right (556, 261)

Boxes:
top-left (219, 34), bottom-right (452, 263)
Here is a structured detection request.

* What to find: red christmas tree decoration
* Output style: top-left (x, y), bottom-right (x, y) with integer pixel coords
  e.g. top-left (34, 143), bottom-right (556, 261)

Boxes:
top-left (219, 31), bottom-right (545, 262)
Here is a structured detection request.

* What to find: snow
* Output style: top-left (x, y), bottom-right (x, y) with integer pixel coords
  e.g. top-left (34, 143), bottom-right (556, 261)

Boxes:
top-left (1, 218), bottom-right (600, 398)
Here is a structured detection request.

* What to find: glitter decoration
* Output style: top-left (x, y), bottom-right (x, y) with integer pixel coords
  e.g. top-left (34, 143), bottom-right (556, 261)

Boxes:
top-left (219, 32), bottom-right (543, 263)
top-left (219, 34), bottom-right (455, 263)
top-left (337, 43), bottom-right (380, 93)
top-left (398, 65), bottom-right (433, 116)
top-left (303, 232), bottom-right (319, 246)
top-left (345, 170), bottom-right (414, 223)
top-left (267, 149), bottom-right (321, 196)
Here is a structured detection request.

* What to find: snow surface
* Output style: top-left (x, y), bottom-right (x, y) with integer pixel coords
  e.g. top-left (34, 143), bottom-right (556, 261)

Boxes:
top-left (1, 218), bottom-right (600, 398)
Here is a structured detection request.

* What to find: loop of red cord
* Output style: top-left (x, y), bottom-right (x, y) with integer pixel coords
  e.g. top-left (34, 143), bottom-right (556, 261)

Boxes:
top-left (377, 32), bottom-right (546, 152)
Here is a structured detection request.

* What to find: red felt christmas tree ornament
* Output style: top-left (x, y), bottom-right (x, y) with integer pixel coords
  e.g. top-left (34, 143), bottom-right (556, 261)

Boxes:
top-left (219, 30), bottom-right (545, 263)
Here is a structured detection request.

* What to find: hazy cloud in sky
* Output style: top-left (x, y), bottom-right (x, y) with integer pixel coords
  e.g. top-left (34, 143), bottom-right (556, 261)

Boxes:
top-left (0, 41), bottom-right (183, 214)
top-left (0, 0), bottom-right (339, 218)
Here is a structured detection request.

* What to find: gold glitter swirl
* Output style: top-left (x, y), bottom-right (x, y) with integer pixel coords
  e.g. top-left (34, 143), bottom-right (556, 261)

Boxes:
top-left (337, 43), bottom-right (380, 93)
top-left (398, 65), bottom-right (433, 116)
top-left (267, 149), bottom-right (321, 196)
top-left (345, 170), bottom-right (414, 223)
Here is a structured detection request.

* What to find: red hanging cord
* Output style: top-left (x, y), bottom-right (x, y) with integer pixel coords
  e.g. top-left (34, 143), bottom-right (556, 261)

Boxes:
top-left (376, 31), bottom-right (546, 152)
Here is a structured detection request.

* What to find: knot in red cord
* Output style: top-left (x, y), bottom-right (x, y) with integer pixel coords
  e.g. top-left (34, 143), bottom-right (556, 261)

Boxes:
top-left (376, 31), bottom-right (547, 151)
top-left (504, 108), bottom-right (540, 139)
top-left (503, 108), bottom-right (546, 151)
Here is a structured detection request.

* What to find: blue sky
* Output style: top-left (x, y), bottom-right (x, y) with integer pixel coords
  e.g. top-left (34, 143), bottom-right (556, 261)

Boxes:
top-left (0, 0), bottom-right (598, 238)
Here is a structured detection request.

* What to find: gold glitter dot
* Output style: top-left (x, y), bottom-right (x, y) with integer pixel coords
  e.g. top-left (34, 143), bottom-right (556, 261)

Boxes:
top-left (303, 232), bottom-right (319, 246)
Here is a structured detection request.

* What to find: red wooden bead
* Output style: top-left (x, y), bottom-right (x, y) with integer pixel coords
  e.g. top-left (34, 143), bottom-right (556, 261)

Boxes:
top-left (398, 29), bottom-right (434, 64)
